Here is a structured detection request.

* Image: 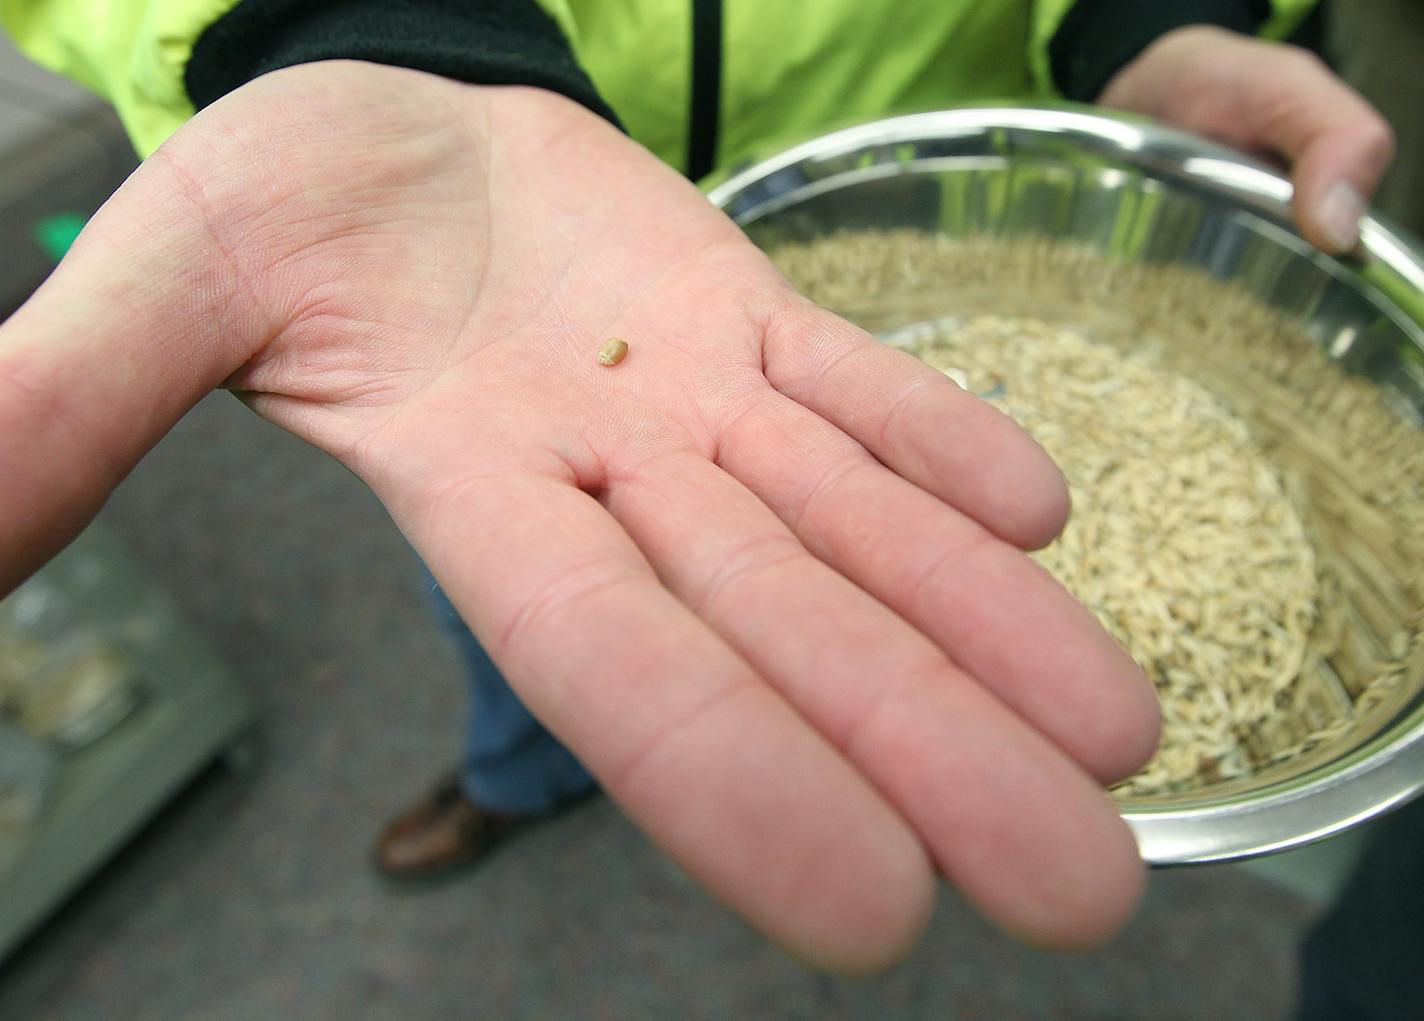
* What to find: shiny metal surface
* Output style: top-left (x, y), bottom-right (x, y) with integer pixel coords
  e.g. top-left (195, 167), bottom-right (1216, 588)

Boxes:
top-left (706, 106), bottom-right (1424, 865)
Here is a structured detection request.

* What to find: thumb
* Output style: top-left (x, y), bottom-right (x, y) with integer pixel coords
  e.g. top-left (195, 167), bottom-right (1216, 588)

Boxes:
top-left (1244, 49), bottom-right (1396, 253)
top-left (0, 142), bottom-right (268, 594)
top-left (1290, 114), bottom-right (1395, 254)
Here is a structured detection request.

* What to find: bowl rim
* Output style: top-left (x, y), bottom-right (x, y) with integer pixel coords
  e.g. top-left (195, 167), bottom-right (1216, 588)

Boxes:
top-left (706, 102), bottom-right (1424, 350)
top-left (705, 103), bottom-right (1424, 865)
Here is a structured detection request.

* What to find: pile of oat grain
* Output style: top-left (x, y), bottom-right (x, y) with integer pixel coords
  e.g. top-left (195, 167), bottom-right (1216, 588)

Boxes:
top-left (773, 231), bottom-right (1424, 798)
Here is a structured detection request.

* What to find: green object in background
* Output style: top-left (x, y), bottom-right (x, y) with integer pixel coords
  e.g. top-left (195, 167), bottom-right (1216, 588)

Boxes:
top-left (1360, 256), bottom-right (1424, 336)
top-left (32, 211), bottom-right (87, 264)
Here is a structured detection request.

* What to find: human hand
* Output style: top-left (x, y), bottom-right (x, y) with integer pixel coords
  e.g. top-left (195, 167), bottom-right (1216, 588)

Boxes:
top-left (0, 61), bottom-right (1161, 969)
top-left (1098, 25), bottom-right (1396, 254)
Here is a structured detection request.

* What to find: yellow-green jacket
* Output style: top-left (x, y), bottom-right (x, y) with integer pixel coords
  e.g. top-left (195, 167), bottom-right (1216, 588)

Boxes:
top-left (2, 0), bottom-right (1318, 179)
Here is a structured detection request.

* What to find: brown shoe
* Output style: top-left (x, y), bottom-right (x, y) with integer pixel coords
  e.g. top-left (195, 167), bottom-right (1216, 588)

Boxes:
top-left (373, 774), bottom-right (533, 879)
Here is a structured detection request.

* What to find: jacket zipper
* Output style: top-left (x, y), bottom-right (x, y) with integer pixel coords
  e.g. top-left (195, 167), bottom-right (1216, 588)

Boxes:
top-left (687, 0), bottom-right (723, 180)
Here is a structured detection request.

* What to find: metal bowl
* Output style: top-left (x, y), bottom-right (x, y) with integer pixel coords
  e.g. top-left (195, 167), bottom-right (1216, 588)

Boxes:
top-left (706, 105), bottom-right (1424, 866)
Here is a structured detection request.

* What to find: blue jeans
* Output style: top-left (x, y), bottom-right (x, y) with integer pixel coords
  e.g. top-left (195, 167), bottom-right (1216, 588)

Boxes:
top-left (425, 576), bottom-right (597, 814)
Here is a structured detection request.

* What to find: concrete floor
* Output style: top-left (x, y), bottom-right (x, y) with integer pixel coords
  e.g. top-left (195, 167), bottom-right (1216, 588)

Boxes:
top-left (0, 392), bottom-right (1325, 1020)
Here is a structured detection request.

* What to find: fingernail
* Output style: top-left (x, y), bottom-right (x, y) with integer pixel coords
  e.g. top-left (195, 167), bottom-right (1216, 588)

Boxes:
top-left (1320, 182), bottom-right (1365, 252)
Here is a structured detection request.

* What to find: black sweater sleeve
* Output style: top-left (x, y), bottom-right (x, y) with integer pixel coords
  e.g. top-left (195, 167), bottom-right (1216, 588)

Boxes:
top-left (185, 0), bottom-right (620, 126)
top-left (1049, 0), bottom-right (1272, 102)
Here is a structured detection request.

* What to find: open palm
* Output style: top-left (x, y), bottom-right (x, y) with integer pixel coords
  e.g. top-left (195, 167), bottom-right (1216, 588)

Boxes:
top-left (1, 61), bottom-right (1160, 969)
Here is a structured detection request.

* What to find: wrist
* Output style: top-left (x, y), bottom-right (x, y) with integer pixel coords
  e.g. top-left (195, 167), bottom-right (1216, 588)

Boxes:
top-left (1049, 0), bottom-right (1262, 103)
